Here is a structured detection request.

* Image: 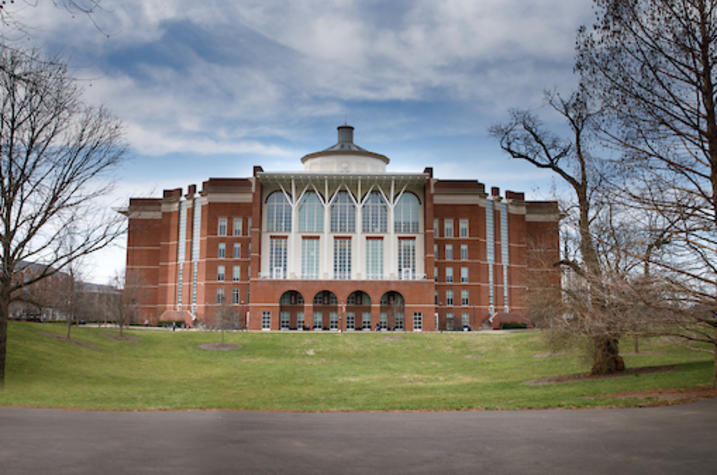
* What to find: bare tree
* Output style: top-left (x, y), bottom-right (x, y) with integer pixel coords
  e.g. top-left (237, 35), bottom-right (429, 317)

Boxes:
top-left (0, 47), bottom-right (125, 386)
top-left (490, 90), bottom-right (628, 375)
top-left (214, 300), bottom-right (238, 344)
top-left (577, 0), bottom-right (717, 385)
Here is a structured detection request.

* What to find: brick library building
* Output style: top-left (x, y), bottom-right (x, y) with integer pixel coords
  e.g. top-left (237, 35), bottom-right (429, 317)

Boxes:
top-left (124, 125), bottom-right (559, 331)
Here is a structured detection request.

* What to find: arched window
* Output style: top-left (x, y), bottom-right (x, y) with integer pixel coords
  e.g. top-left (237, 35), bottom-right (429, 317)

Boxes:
top-left (298, 191), bottom-right (323, 232)
top-left (362, 191), bottom-right (387, 233)
top-left (330, 190), bottom-right (355, 232)
top-left (266, 191), bottom-right (291, 232)
top-left (394, 193), bottom-right (420, 233)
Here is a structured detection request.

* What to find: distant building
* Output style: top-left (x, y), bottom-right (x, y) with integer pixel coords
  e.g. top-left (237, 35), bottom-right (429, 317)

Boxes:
top-left (123, 125), bottom-right (559, 330)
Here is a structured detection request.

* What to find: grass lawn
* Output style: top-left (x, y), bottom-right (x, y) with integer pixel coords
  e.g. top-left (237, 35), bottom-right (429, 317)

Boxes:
top-left (0, 322), bottom-right (714, 411)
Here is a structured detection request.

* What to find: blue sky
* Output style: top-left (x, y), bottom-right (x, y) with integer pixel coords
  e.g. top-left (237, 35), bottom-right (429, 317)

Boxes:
top-left (9, 0), bottom-right (594, 282)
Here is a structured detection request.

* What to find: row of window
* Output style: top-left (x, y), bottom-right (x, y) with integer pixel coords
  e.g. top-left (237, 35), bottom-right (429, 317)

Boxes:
top-left (217, 217), bottom-right (251, 237)
top-left (216, 287), bottom-right (243, 304)
top-left (445, 313), bottom-right (471, 330)
top-left (266, 191), bottom-right (421, 233)
top-left (435, 289), bottom-right (471, 306)
top-left (269, 237), bottom-right (416, 280)
top-left (434, 266), bottom-right (469, 282)
top-left (434, 243), bottom-right (470, 260)
top-left (216, 265), bottom-right (248, 281)
top-left (261, 311), bottom-right (423, 330)
top-left (216, 242), bottom-right (250, 259)
top-left (433, 218), bottom-right (470, 238)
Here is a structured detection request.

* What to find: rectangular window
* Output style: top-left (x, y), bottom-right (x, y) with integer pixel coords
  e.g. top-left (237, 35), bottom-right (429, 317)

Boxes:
top-left (461, 266), bottom-right (468, 283)
top-left (380, 312), bottom-right (387, 330)
top-left (433, 218), bottom-right (439, 238)
top-left (434, 266), bottom-right (438, 282)
top-left (461, 244), bottom-right (468, 260)
top-left (446, 290), bottom-right (454, 305)
top-left (233, 218), bottom-right (242, 236)
top-left (413, 312), bottom-right (422, 331)
top-left (434, 290), bottom-right (438, 305)
top-left (366, 239), bottom-right (383, 279)
top-left (232, 265), bottom-right (240, 281)
top-left (398, 239), bottom-right (416, 280)
top-left (459, 219), bottom-right (469, 237)
top-left (433, 243), bottom-right (438, 258)
top-left (444, 219), bottom-right (453, 238)
top-left (261, 311), bottom-right (271, 330)
top-left (313, 311), bottom-right (322, 330)
top-left (301, 238), bottom-right (319, 279)
top-left (330, 312), bottom-right (338, 330)
top-left (216, 288), bottom-right (224, 304)
top-left (218, 217), bottom-right (227, 236)
top-left (270, 238), bottom-right (287, 279)
top-left (218, 242), bottom-right (225, 258)
top-left (395, 313), bottom-right (404, 330)
top-left (461, 289), bottom-right (469, 306)
top-left (446, 267), bottom-right (453, 283)
top-left (232, 288), bottom-right (239, 304)
top-left (362, 312), bottom-right (371, 329)
top-left (233, 243), bottom-right (241, 259)
top-left (346, 312), bottom-right (355, 330)
top-left (297, 312), bottom-right (305, 328)
top-left (217, 265), bottom-right (225, 281)
top-left (280, 311), bottom-right (290, 330)
top-left (333, 238), bottom-right (351, 280)
top-left (446, 313), bottom-right (454, 331)
top-left (247, 218), bottom-right (252, 236)
top-left (445, 244), bottom-right (453, 260)
top-left (462, 313), bottom-right (469, 326)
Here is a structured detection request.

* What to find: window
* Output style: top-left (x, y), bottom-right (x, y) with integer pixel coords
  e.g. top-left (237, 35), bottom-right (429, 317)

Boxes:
top-left (313, 292), bottom-right (337, 305)
top-left (330, 312), bottom-right (338, 330)
top-left (247, 218), bottom-right (252, 235)
top-left (461, 267), bottom-right (468, 283)
top-left (444, 219), bottom-right (453, 237)
top-left (462, 313), bottom-right (470, 326)
top-left (261, 311), bottom-right (271, 330)
top-left (395, 313), bottom-right (404, 330)
top-left (346, 312), bottom-right (355, 330)
top-left (433, 218), bottom-right (439, 238)
top-left (433, 243), bottom-right (438, 258)
top-left (297, 312), bottom-right (305, 328)
top-left (330, 190), bottom-right (355, 232)
top-left (445, 244), bottom-right (453, 260)
top-left (217, 265), bottom-right (225, 281)
top-left (232, 288), bottom-right (239, 304)
top-left (362, 191), bottom-right (387, 233)
top-left (270, 238), bottom-right (287, 279)
top-left (434, 266), bottom-right (438, 282)
top-left (233, 218), bottom-right (242, 236)
top-left (446, 313), bottom-right (454, 330)
top-left (446, 290), bottom-right (454, 305)
top-left (461, 289), bottom-right (469, 306)
top-left (461, 244), bottom-right (468, 260)
top-left (233, 243), bottom-right (241, 259)
top-left (218, 217), bottom-right (227, 236)
top-left (380, 312), bottom-right (387, 329)
top-left (266, 191), bottom-right (292, 232)
top-left (446, 267), bottom-right (453, 282)
top-left (362, 312), bottom-right (371, 329)
top-left (333, 238), bottom-right (351, 279)
top-left (366, 239), bottom-right (383, 279)
top-left (413, 312), bottom-right (422, 331)
top-left (232, 265), bottom-right (240, 281)
top-left (394, 193), bottom-right (419, 233)
top-left (216, 288), bottom-right (224, 304)
top-left (434, 290), bottom-right (438, 305)
top-left (313, 312), bottom-right (322, 329)
top-left (218, 242), bottom-right (225, 258)
top-left (398, 239), bottom-right (416, 280)
top-left (459, 219), bottom-right (469, 237)
top-left (301, 238), bottom-right (319, 279)
top-left (280, 312), bottom-right (290, 330)
top-left (298, 191), bottom-right (323, 232)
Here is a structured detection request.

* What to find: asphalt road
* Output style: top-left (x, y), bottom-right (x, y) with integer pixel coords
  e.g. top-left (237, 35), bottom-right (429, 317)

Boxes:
top-left (1, 400), bottom-right (716, 474)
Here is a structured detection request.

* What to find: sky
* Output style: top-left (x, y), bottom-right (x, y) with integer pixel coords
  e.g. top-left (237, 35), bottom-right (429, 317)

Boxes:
top-left (6, 0), bottom-right (594, 283)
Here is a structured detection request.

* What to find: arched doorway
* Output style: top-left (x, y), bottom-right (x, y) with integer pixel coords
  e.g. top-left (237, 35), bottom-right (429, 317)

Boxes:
top-left (279, 291), bottom-right (305, 330)
top-left (380, 291), bottom-right (405, 331)
top-left (312, 290), bottom-right (338, 331)
top-left (346, 291), bottom-right (371, 331)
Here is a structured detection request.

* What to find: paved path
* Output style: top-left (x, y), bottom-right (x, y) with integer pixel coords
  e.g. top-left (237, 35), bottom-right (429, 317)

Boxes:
top-left (1, 400), bottom-right (716, 474)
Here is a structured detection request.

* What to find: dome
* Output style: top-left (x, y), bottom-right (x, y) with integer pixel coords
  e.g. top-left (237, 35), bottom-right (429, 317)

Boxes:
top-left (301, 125), bottom-right (389, 173)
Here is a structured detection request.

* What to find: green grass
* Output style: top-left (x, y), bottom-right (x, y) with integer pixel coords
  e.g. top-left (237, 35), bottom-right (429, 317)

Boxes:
top-left (0, 322), bottom-right (713, 410)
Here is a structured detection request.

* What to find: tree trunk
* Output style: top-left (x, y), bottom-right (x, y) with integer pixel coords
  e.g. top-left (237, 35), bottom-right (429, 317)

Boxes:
top-left (633, 335), bottom-right (639, 354)
top-left (590, 336), bottom-right (625, 375)
top-left (0, 286), bottom-right (9, 388)
top-left (221, 329), bottom-right (225, 344)
top-left (713, 328), bottom-right (717, 389)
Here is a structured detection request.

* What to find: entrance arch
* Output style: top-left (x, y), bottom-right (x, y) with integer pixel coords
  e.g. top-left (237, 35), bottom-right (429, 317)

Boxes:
top-left (380, 291), bottom-right (405, 331)
top-left (346, 291), bottom-right (371, 331)
top-left (279, 291), bottom-right (305, 330)
top-left (312, 290), bottom-right (338, 330)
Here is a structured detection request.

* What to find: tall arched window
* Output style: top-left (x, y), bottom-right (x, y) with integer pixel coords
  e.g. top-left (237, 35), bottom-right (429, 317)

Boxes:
top-left (298, 191), bottom-right (323, 232)
top-left (362, 191), bottom-right (387, 233)
top-left (330, 190), bottom-right (355, 232)
top-left (394, 193), bottom-right (420, 233)
top-left (266, 191), bottom-right (292, 232)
